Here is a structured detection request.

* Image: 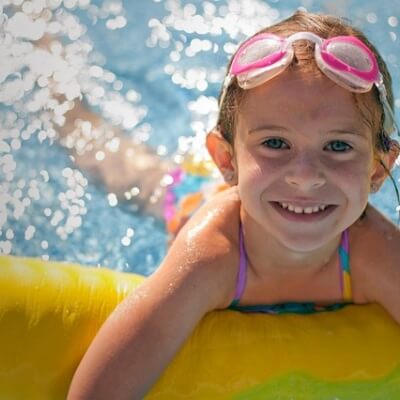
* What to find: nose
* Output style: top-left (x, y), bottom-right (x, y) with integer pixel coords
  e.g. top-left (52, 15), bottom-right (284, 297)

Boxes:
top-left (284, 152), bottom-right (326, 191)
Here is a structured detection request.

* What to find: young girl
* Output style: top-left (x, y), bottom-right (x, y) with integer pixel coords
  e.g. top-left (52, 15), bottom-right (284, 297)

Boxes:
top-left (67, 11), bottom-right (400, 400)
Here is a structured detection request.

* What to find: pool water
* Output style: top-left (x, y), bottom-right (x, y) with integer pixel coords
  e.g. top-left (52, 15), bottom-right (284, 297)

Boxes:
top-left (1, 0), bottom-right (399, 275)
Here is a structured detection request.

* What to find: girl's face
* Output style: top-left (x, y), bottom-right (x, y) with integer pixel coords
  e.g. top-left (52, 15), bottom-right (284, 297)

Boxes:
top-left (232, 69), bottom-right (379, 251)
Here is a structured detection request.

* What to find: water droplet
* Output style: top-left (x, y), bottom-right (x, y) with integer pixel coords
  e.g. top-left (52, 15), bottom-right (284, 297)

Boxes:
top-left (388, 16), bottom-right (398, 27)
top-left (25, 225), bottom-right (36, 240)
top-left (121, 236), bottom-right (131, 246)
top-left (107, 193), bottom-right (118, 207)
top-left (366, 12), bottom-right (377, 24)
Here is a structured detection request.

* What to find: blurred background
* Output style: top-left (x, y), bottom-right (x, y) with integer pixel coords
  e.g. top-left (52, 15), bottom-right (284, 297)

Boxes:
top-left (1, 0), bottom-right (399, 275)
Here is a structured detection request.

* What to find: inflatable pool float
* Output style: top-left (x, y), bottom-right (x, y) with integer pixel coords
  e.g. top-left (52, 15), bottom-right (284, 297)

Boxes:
top-left (1, 255), bottom-right (400, 399)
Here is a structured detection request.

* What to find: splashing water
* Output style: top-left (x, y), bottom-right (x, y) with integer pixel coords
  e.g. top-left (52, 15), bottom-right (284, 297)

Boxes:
top-left (0, 0), bottom-right (399, 274)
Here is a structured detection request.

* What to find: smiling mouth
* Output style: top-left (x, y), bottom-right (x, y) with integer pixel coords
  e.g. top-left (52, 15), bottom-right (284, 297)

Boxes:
top-left (270, 201), bottom-right (337, 220)
top-left (275, 201), bottom-right (334, 215)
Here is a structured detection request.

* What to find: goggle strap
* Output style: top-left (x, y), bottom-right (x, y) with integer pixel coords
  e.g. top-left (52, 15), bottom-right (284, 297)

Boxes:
top-left (223, 73), bottom-right (233, 89)
top-left (375, 75), bottom-right (399, 137)
top-left (218, 73), bottom-right (233, 108)
top-left (383, 102), bottom-right (399, 137)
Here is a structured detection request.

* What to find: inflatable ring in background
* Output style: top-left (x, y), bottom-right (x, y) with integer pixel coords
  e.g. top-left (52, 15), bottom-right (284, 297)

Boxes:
top-left (1, 256), bottom-right (400, 399)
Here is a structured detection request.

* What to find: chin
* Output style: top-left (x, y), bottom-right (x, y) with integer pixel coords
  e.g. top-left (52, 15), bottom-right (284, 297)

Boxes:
top-left (277, 231), bottom-right (334, 253)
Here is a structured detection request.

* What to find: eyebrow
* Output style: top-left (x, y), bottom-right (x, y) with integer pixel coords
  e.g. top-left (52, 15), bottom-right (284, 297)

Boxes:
top-left (248, 124), bottom-right (289, 135)
top-left (249, 125), bottom-right (366, 137)
top-left (326, 128), bottom-right (366, 137)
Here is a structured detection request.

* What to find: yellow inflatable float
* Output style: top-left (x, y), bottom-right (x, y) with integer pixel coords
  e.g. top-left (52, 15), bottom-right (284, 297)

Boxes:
top-left (1, 255), bottom-right (400, 399)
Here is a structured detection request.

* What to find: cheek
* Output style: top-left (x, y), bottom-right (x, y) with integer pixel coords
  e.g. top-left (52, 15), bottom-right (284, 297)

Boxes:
top-left (236, 151), bottom-right (267, 187)
top-left (235, 141), bottom-right (279, 182)
top-left (235, 153), bottom-right (265, 204)
top-left (337, 160), bottom-right (372, 203)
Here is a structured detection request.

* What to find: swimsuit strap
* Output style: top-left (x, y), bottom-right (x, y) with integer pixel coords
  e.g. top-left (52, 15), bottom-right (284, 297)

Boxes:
top-left (230, 228), bottom-right (352, 307)
top-left (338, 228), bottom-right (352, 302)
top-left (230, 224), bottom-right (247, 306)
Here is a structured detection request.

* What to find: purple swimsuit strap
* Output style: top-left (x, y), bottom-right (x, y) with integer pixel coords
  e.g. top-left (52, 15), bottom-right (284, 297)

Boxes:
top-left (231, 227), bottom-right (350, 306)
top-left (232, 224), bottom-right (247, 303)
top-left (341, 228), bottom-right (349, 252)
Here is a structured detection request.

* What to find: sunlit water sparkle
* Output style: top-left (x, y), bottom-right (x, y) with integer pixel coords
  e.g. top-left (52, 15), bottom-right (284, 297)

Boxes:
top-left (1, 0), bottom-right (399, 274)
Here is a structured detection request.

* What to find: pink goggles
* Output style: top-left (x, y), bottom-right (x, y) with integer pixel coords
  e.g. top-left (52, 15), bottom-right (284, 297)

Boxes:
top-left (223, 32), bottom-right (398, 136)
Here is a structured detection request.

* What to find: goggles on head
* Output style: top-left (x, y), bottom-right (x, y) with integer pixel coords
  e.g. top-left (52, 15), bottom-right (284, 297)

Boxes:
top-left (221, 32), bottom-right (398, 137)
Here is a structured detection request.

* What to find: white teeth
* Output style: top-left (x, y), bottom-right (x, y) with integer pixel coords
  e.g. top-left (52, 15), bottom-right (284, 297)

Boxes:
top-left (278, 202), bottom-right (327, 214)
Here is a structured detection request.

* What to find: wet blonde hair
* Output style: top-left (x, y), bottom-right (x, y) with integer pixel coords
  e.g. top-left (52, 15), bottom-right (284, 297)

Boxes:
top-left (217, 11), bottom-right (394, 154)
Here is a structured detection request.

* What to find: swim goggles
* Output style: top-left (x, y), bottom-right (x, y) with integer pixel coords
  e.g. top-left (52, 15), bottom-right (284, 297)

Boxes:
top-left (221, 32), bottom-right (398, 136)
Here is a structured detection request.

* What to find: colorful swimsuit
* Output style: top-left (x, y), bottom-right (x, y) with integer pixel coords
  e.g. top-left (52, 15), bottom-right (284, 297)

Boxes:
top-left (228, 225), bottom-right (353, 314)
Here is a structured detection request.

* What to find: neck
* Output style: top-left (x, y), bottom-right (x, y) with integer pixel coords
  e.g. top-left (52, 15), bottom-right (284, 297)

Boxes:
top-left (240, 207), bottom-right (344, 277)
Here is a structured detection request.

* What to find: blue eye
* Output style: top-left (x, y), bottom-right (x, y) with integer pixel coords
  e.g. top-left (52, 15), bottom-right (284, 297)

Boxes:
top-left (262, 138), bottom-right (288, 149)
top-left (326, 140), bottom-right (353, 152)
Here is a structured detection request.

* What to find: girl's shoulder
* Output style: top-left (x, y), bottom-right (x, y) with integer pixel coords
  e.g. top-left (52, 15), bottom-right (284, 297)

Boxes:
top-left (168, 186), bottom-right (242, 308)
top-left (180, 185), bottom-right (241, 242)
top-left (350, 204), bottom-right (400, 318)
top-left (351, 204), bottom-right (399, 262)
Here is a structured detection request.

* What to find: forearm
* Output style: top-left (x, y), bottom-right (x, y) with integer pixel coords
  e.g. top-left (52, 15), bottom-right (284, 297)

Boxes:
top-left (67, 290), bottom-right (193, 399)
top-left (67, 302), bottom-right (180, 400)
top-left (66, 259), bottom-right (220, 400)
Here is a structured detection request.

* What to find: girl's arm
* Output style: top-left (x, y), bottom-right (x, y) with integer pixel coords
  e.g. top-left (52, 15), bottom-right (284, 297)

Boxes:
top-left (353, 204), bottom-right (400, 324)
top-left (66, 188), bottom-right (240, 400)
top-left (35, 35), bottom-right (171, 219)
top-left (58, 99), bottom-right (172, 219)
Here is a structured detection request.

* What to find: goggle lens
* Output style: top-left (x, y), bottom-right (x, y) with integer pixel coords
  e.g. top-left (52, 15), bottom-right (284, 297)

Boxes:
top-left (326, 41), bottom-right (373, 71)
top-left (238, 38), bottom-right (281, 65)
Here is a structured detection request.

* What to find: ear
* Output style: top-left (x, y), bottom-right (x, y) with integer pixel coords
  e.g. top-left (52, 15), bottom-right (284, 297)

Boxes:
top-left (206, 129), bottom-right (238, 185)
top-left (370, 140), bottom-right (400, 192)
